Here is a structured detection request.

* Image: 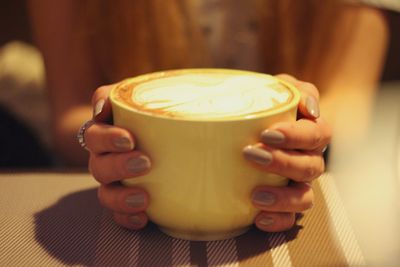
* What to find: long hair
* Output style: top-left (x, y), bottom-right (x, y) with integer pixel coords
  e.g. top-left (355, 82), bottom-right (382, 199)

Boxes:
top-left (80, 0), bottom-right (348, 89)
top-left (256, 0), bottom-right (348, 86)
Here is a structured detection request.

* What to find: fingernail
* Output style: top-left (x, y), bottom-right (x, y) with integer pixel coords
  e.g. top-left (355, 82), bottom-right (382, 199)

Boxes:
top-left (113, 136), bottom-right (134, 150)
top-left (259, 217), bottom-right (274, 226)
top-left (252, 191), bottom-right (276, 206)
top-left (126, 193), bottom-right (146, 208)
top-left (129, 215), bottom-right (143, 226)
top-left (243, 145), bottom-right (272, 165)
top-left (126, 155), bottom-right (151, 174)
top-left (306, 96), bottom-right (320, 118)
top-left (94, 99), bottom-right (105, 117)
top-left (260, 130), bottom-right (285, 145)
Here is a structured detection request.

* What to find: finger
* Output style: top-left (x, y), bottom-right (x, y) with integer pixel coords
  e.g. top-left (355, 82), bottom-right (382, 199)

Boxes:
top-left (260, 118), bottom-right (331, 152)
top-left (276, 74), bottom-right (320, 119)
top-left (98, 183), bottom-right (149, 213)
top-left (91, 84), bottom-right (115, 122)
top-left (243, 145), bottom-right (325, 182)
top-left (113, 212), bottom-right (148, 230)
top-left (89, 151), bottom-right (151, 184)
top-left (297, 82), bottom-right (320, 119)
top-left (251, 182), bottom-right (314, 212)
top-left (84, 122), bottom-right (135, 154)
top-left (255, 212), bottom-right (296, 232)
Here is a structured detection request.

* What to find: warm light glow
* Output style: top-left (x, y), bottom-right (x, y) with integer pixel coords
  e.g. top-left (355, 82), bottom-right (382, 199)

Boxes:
top-left (131, 73), bottom-right (291, 119)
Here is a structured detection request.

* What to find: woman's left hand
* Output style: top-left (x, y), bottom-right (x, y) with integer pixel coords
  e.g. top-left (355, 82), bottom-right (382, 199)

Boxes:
top-left (243, 74), bottom-right (332, 232)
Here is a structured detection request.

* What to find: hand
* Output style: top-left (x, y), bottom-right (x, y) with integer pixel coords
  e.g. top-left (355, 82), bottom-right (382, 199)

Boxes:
top-left (85, 85), bottom-right (151, 230)
top-left (243, 74), bottom-right (332, 232)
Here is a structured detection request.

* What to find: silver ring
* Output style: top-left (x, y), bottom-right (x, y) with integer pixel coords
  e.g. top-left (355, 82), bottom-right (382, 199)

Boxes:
top-left (77, 120), bottom-right (96, 150)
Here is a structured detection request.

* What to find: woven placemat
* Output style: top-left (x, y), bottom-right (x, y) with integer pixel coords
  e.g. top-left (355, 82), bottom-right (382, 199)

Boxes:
top-left (0, 172), bottom-right (364, 266)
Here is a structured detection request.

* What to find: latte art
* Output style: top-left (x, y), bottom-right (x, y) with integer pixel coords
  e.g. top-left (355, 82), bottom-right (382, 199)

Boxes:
top-left (115, 70), bottom-right (293, 120)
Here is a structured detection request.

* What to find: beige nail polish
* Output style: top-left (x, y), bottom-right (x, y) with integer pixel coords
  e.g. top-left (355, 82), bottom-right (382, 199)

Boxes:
top-left (94, 99), bottom-right (105, 117)
top-left (126, 155), bottom-right (151, 174)
top-left (306, 96), bottom-right (320, 118)
top-left (252, 191), bottom-right (276, 206)
top-left (113, 136), bottom-right (134, 150)
top-left (259, 217), bottom-right (274, 226)
top-left (126, 194), bottom-right (145, 208)
top-left (129, 215), bottom-right (143, 226)
top-left (261, 130), bottom-right (285, 145)
top-left (243, 145), bottom-right (273, 165)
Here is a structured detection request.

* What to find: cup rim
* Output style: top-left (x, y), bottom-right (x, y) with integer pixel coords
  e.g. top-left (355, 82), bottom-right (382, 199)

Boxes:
top-left (110, 68), bottom-right (301, 122)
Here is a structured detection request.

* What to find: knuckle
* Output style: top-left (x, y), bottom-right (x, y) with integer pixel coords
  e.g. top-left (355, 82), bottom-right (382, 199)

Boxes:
top-left (271, 214), bottom-right (296, 232)
top-left (317, 118), bottom-right (332, 146)
top-left (302, 165), bottom-right (317, 181)
top-left (279, 193), bottom-right (291, 211)
top-left (284, 213), bottom-right (296, 229)
top-left (299, 188), bottom-right (314, 211)
top-left (300, 200), bottom-right (314, 211)
top-left (302, 82), bottom-right (320, 98)
top-left (115, 155), bottom-right (130, 178)
top-left (311, 131), bottom-right (323, 147)
top-left (288, 184), bottom-right (314, 211)
top-left (276, 151), bottom-right (291, 170)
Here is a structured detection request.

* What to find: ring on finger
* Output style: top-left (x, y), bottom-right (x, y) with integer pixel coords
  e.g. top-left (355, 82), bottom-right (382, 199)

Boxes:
top-left (77, 119), bottom-right (96, 150)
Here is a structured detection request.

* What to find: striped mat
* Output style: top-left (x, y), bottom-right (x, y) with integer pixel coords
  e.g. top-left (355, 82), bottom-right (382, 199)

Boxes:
top-left (0, 172), bottom-right (365, 266)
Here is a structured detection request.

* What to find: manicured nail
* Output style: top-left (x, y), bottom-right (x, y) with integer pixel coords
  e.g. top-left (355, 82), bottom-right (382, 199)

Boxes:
top-left (126, 194), bottom-right (145, 208)
top-left (129, 215), bottom-right (143, 226)
top-left (113, 136), bottom-right (134, 150)
top-left (243, 145), bottom-right (272, 165)
top-left (126, 155), bottom-right (151, 174)
top-left (306, 96), bottom-right (320, 118)
top-left (260, 130), bottom-right (285, 145)
top-left (259, 217), bottom-right (274, 227)
top-left (252, 191), bottom-right (276, 206)
top-left (94, 99), bottom-right (105, 117)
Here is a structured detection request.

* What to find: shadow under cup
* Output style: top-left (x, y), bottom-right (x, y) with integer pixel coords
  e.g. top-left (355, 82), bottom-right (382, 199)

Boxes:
top-left (110, 69), bottom-right (300, 241)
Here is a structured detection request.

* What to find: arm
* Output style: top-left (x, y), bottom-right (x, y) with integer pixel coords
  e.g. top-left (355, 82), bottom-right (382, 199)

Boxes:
top-left (317, 5), bottom-right (389, 145)
top-left (248, 4), bottom-right (389, 232)
top-left (28, 0), bottom-right (102, 166)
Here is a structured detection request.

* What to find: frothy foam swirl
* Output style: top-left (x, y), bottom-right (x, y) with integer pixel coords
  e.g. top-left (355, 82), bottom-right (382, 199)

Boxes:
top-left (128, 73), bottom-right (291, 119)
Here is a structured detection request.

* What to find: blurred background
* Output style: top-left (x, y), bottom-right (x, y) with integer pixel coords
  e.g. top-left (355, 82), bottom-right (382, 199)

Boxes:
top-left (0, 0), bottom-right (399, 265)
top-left (1, 0), bottom-right (399, 169)
top-left (0, 0), bottom-right (51, 168)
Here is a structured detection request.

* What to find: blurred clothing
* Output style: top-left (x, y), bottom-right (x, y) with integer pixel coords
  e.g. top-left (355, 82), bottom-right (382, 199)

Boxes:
top-left (0, 41), bottom-right (52, 167)
top-left (360, 0), bottom-right (400, 12)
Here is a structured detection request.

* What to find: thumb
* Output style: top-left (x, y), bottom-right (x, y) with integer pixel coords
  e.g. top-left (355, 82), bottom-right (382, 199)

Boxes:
top-left (276, 74), bottom-right (320, 120)
top-left (91, 84), bottom-right (115, 123)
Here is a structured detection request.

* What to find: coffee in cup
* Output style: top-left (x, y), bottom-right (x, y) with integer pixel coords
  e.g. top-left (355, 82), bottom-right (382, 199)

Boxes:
top-left (110, 69), bottom-right (300, 240)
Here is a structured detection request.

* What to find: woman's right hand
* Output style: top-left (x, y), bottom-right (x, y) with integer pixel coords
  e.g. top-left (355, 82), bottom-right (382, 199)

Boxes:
top-left (84, 85), bottom-right (151, 230)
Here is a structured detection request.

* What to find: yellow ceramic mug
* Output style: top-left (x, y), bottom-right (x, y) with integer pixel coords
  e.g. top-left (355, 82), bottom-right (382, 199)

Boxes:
top-left (110, 69), bottom-right (300, 240)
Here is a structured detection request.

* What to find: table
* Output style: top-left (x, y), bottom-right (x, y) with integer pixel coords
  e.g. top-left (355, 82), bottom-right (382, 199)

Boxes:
top-left (2, 82), bottom-right (399, 266)
top-left (329, 82), bottom-right (400, 266)
top-left (0, 172), bottom-right (364, 266)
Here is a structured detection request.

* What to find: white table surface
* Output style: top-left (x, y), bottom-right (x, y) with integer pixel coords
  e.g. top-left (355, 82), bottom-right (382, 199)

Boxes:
top-left (331, 81), bottom-right (400, 266)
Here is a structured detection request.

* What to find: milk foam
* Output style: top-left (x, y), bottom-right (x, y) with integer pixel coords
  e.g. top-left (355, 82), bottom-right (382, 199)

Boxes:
top-left (130, 73), bottom-right (291, 119)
